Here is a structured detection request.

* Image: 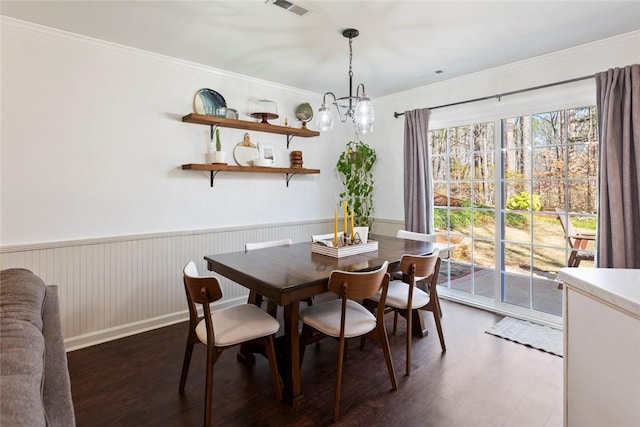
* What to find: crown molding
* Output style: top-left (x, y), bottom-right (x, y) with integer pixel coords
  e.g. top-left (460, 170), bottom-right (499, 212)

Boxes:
top-left (0, 16), bottom-right (319, 97)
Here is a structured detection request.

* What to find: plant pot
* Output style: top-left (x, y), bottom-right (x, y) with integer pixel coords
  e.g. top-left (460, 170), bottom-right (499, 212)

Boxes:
top-left (211, 151), bottom-right (226, 164)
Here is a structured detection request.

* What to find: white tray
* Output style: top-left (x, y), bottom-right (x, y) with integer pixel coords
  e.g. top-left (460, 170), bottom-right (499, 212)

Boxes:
top-left (311, 240), bottom-right (378, 258)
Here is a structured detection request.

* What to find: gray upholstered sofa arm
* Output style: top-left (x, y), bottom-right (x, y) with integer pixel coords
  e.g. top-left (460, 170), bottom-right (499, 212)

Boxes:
top-left (0, 268), bottom-right (75, 426)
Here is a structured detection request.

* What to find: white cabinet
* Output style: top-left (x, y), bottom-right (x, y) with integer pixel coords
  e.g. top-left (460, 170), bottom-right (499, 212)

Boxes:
top-left (559, 268), bottom-right (640, 427)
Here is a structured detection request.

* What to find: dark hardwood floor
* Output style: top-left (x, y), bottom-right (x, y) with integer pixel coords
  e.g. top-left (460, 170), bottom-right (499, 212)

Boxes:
top-left (67, 300), bottom-right (563, 426)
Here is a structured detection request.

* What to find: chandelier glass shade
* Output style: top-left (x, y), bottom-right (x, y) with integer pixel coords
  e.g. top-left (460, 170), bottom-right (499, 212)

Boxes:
top-left (316, 28), bottom-right (374, 133)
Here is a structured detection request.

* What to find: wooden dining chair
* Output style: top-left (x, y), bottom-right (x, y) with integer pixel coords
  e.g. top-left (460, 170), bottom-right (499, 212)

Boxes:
top-left (395, 229), bottom-right (443, 319)
top-left (298, 261), bottom-right (397, 422)
top-left (366, 251), bottom-right (445, 376)
top-left (178, 261), bottom-right (282, 426)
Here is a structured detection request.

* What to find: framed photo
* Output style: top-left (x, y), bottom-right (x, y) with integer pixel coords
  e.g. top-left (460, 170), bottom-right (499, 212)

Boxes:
top-left (259, 144), bottom-right (277, 166)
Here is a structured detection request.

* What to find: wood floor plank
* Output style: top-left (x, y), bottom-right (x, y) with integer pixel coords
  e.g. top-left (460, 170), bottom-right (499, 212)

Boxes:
top-left (67, 300), bottom-right (563, 426)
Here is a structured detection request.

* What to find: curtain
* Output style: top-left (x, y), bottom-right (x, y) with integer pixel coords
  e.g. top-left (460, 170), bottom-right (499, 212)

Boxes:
top-left (403, 108), bottom-right (433, 233)
top-left (595, 64), bottom-right (640, 268)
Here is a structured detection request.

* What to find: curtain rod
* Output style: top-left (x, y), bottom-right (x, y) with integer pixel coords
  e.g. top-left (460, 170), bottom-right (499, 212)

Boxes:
top-left (393, 74), bottom-right (595, 118)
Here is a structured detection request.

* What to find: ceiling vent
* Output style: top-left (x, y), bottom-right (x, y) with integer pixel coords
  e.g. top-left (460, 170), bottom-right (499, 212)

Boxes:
top-left (269, 0), bottom-right (310, 17)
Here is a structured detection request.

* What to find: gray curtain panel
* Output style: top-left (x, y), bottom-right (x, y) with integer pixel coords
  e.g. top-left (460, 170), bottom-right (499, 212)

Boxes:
top-left (595, 64), bottom-right (640, 268)
top-left (403, 108), bottom-right (433, 233)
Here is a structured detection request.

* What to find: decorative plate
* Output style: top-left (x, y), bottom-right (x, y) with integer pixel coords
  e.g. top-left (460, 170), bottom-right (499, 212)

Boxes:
top-left (193, 88), bottom-right (226, 116)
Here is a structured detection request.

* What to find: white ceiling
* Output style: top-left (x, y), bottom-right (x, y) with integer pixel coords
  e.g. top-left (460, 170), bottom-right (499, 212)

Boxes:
top-left (2, 1), bottom-right (639, 97)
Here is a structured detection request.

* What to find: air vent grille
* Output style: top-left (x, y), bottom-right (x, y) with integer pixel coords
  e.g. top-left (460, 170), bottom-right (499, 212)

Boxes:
top-left (270, 0), bottom-right (309, 17)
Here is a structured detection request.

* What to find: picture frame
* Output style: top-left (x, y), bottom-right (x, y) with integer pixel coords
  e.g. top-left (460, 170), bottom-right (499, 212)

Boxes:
top-left (259, 144), bottom-right (277, 166)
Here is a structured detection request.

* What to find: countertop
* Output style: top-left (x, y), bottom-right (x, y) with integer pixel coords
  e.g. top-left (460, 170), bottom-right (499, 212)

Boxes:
top-left (559, 268), bottom-right (640, 318)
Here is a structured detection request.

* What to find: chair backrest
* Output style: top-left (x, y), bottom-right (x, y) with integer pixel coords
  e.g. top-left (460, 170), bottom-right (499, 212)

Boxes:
top-left (397, 229), bottom-right (436, 243)
top-left (399, 253), bottom-right (442, 310)
top-left (183, 261), bottom-right (223, 308)
top-left (399, 251), bottom-right (440, 280)
top-left (311, 232), bottom-right (343, 242)
top-left (328, 261), bottom-right (389, 300)
top-left (555, 208), bottom-right (576, 245)
top-left (245, 238), bottom-right (292, 251)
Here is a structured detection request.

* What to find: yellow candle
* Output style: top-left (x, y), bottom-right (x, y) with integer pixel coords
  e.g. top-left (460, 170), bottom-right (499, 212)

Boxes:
top-left (350, 209), bottom-right (355, 238)
top-left (343, 201), bottom-right (348, 236)
top-left (333, 210), bottom-right (338, 246)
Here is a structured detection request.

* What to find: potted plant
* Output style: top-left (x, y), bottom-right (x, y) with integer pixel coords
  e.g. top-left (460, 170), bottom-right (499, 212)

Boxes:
top-left (211, 128), bottom-right (226, 164)
top-left (336, 139), bottom-right (377, 230)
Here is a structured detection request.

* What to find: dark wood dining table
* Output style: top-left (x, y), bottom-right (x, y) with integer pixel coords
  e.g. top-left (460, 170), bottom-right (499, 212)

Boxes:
top-left (204, 234), bottom-right (437, 407)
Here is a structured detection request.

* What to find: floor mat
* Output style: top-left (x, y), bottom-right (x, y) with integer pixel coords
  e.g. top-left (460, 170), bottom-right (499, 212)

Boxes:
top-left (485, 316), bottom-right (563, 357)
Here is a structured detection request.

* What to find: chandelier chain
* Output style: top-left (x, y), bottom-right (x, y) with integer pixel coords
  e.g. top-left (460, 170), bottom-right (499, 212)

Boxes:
top-left (348, 37), bottom-right (353, 79)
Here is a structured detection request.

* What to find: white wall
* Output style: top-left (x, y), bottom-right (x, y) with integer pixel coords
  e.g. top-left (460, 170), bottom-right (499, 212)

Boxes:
top-left (0, 17), bottom-right (354, 246)
top-left (370, 30), bottom-right (640, 222)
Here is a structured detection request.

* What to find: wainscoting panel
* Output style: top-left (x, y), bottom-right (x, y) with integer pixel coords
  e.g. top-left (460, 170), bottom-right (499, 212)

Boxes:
top-left (1, 220), bottom-right (333, 350)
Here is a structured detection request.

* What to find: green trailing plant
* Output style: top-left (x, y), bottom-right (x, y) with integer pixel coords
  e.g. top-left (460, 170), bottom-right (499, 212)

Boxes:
top-left (336, 140), bottom-right (377, 229)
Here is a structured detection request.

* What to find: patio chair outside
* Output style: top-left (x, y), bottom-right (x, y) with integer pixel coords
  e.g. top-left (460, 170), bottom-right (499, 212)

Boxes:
top-left (555, 208), bottom-right (595, 267)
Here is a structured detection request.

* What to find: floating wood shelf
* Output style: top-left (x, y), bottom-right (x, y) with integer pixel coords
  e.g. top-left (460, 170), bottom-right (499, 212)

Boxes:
top-left (182, 163), bottom-right (320, 188)
top-left (182, 113), bottom-right (319, 148)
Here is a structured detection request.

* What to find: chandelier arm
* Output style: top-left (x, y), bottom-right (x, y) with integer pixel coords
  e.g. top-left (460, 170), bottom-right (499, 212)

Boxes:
top-left (356, 83), bottom-right (367, 99)
top-left (334, 103), bottom-right (350, 123)
top-left (322, 92), bottom-right (337, 105)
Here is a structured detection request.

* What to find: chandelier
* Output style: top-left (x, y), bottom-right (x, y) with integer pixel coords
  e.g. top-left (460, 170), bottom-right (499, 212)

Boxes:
top-left (316, 28), bottom-right (374, 134)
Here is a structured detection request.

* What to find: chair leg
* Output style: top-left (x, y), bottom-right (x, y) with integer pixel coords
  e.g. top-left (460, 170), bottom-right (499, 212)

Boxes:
top-left (432, 308), bottom-right (446, 352)
top-left (264, 335), bottom-right (282, 401)
top-left (436, 293), bottom-right (443, 318)
top-left (298, 324), bottom-right (314, 367)
top-left (179, 332), bottom-right (195, 392)
top-left (248, 290), bottom-right (263, 306)
top-left (204, 345), bottom-right (216, 427)
top-left (377, 324), bottom-right (398, 391)
top-left (568, 251), bottom-right (578, 267)
top-left (393, 310), bottom-right (399, 334)
top-left (266, 300), bottom-right (278, 318)
top-left (333, 335), bottom-right (347, 422)
top-left (405, 308), bottom-right (412, 376)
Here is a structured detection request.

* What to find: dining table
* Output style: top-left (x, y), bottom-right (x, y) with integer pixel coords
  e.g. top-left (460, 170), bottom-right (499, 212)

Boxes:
top-left (204, 233), bottom-right (437, 407)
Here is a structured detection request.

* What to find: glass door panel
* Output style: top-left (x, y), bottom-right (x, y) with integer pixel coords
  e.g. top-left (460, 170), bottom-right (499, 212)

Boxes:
top-left (430, 106), bottom-right (598, 323)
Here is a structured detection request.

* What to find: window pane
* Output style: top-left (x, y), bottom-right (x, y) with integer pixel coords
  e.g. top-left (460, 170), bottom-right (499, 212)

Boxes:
top-left (473, 181), bottom-right (495, 207)
top-left (504, 149), bottom-right (532, 178)
top-left (567, 107), bottom-right (598, 144)
top-left (432, 155), bottom-right (448, 181)
top-left (568, 144), bottom-right (598, 178)
top-left (430, 128), bottom-right (448, 155)
top-left (532, 111), bottom-right (564, 147)
top-left (533, 146), bottom-right (565, 179)
top-left (568, 180), bottom-right (597, 213)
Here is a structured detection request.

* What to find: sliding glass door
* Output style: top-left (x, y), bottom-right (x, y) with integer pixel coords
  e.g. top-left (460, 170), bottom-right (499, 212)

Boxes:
top-left (500, 107), bottom-right (598, 317)
top-left (431, 106), bottom-right (598, 322)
